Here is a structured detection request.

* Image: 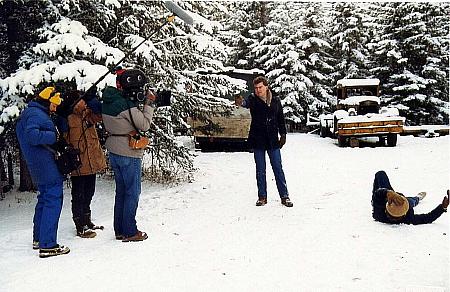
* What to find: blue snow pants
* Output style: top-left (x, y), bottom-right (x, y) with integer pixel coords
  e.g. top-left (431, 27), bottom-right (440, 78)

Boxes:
top-left (33, 181), bottom-right (64, 249)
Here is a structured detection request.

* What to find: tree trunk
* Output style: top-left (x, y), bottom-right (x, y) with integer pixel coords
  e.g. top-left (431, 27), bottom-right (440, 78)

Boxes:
top-left (7, 152), bottom-right (14, 187)
top-left (0, 152), bottom-right (4, 199)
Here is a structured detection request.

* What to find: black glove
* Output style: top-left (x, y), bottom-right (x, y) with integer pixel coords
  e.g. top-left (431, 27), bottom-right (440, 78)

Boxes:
top-left (51, 138), bottom-right (68, 152)
top-left (442, 190), bottom-right (449, 210)
top-left (279, 134), bottom-right (286, 148)
top-left (155, 89), bottom-right (171, 107)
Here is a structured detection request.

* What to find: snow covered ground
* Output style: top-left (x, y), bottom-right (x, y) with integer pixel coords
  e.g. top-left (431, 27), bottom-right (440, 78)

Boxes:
top-left (0, 134), bottom-right (449, 292)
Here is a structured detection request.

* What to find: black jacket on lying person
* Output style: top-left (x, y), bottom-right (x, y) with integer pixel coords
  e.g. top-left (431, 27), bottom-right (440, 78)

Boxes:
top-left (372, 188), bottom-right (446, 225)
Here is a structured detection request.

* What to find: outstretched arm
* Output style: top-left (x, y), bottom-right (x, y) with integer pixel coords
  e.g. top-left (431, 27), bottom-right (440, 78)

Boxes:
top-left (410, 190), bottom-right (448, 225)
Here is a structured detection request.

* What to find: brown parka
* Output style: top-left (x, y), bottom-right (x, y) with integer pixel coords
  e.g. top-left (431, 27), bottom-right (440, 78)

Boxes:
top-left (64, 106), bottom-right (107, 176)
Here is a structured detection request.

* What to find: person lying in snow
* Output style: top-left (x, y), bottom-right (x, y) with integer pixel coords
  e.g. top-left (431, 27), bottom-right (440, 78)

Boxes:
top-left (371, 170), bottom-right (448, 224)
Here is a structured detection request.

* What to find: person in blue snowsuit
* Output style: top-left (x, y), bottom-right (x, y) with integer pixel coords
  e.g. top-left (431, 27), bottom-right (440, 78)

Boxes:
top-left (16, 87), bottom-right (70, 258)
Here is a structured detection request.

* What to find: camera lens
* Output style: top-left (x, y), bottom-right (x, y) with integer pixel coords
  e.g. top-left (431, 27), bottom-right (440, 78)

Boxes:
top-left (136, 92), bottom-right (145, 102)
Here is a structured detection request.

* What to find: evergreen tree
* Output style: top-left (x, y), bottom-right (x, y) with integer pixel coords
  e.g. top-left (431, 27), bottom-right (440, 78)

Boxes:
top-left (329, 3), bottom-right (371, 81)
top-left (242, 3), bottom-right (335, 126)
top-left (420, 3), bottom-right (449, 125)
top-left (297, 3), bottom-right (335, 118)
top-left (225, 1), bottom-right (271, 69)
top-left (0, 0), bottom-right (244, 182)
top-left (371, 2), bottom-right (449, 125)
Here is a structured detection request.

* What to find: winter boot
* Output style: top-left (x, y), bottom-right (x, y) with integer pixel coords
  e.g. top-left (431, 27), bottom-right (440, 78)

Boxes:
top-left (84, 212), bottom-right (104, 230)
top-left (73, 217), bottom-right (97, 238)
top-left (39, 245), bottom-right (70, 258)
top-left (417, 192), bottom-right (427, 201)
top-left (256, 197), bottom-right (267, 206)
top-left (281, 197), bottom-right (293, 207)
top-left (122, 230), bottom-right (148, 242)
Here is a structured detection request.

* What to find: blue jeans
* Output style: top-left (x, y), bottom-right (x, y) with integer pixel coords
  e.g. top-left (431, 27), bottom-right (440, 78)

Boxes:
top-left (33, 181), bottom-right (64, 248)
top-left (109, 153), bottom-right (142, 238)
top-left (253, 148), bottom-right (289, 198)
top-left (373, 170), bottom-right (419, 207)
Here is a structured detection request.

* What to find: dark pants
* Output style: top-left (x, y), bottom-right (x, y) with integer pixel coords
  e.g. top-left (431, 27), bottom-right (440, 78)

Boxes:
top-left (372, 171), bottom-right (394, 194)
top-left (373, 171), bottom-right (419, 207)
top-left (71, 174), bottom-right (96, 219)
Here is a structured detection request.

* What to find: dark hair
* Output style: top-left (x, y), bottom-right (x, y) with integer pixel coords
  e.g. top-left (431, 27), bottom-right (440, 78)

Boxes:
top-left (34, 97), bottom-right (50, 107)
top-left (253, 76), bottom-right (268, 86)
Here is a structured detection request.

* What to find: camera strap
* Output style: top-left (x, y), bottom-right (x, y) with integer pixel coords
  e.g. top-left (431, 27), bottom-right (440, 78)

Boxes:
top-left (107, 101), bottom-right (148, 138)
top-left (127, 105), bottom-right (147, 138)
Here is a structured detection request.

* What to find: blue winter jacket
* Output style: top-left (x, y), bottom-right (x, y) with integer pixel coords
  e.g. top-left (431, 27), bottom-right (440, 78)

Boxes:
top-left (16, 101), bottom-right (64, 186)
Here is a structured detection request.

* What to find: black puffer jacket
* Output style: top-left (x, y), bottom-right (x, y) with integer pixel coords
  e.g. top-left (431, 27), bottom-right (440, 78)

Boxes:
top-left (244, 92), bottom-right (287, 150)
top-left (372, 188), bottom-right (446, 225)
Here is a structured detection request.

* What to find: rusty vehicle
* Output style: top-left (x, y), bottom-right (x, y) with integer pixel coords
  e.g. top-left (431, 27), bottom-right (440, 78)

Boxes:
top-left (319, 79), bottom-right (404, 147)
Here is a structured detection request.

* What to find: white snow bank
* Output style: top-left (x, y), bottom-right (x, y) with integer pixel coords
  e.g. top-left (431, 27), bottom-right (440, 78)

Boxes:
top-left (338, 114), bottom-right (405, 123)
top-left (0, 134), bottom-right (448, 292)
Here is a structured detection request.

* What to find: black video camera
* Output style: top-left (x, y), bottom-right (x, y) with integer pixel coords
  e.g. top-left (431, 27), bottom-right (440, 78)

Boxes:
top-left (123, 86), bottom-right (171, 107)
top-left (117, 69), bottom-right (171, 106)
top-left (123, 87), bottom-right (147, 102)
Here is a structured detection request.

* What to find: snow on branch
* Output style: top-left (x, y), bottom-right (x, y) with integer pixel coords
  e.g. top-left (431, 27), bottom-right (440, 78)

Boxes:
top-left (0, 61), bottom-right (115, 97)
top-left (34, 18), bottom-right (125, 66)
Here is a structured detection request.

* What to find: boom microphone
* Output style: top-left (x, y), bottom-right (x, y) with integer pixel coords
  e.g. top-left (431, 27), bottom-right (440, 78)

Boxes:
top-left (66, 1), bottom-right (193, 110)
top-left (164, 1), bottom-right (194, 26)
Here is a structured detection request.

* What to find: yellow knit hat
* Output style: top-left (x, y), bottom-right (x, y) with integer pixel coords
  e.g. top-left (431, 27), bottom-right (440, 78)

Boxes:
top-left (38, 87), bottom-right (63, 106)
top-left (386, 191), bottom-right (409, 218)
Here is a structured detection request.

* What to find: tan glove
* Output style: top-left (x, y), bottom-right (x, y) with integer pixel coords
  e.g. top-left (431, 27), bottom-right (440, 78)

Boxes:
top-left (387, 191), bottom-right (404, 205)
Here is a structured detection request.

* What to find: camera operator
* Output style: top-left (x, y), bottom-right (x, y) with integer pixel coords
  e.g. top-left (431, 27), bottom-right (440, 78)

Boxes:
top-left (101, 68), bottom-right (155, 242)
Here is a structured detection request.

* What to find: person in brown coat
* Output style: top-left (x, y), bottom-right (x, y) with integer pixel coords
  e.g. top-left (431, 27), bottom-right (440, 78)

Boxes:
top-left (63, 90), bottom-right (107, 238)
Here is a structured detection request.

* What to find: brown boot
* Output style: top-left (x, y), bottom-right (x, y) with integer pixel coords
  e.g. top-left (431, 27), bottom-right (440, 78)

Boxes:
top-left (122, 230), bottom-right (148, 242)
top-left (281, 197), bottom-right (293, 207)
top-left (77, 226), bottom-right (97, 238)
top-left (74, 217), bottom-right (97, 238)
top-left (84, 212), bottom-right (104, 230)
top-left (256, 197), bottom-right (267, 206)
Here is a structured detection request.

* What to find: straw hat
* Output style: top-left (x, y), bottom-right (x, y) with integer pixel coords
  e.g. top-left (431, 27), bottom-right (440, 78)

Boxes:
top-left (386, 191), bottom-right (409, 218)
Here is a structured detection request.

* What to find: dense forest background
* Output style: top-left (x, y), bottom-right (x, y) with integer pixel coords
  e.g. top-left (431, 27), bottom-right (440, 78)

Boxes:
top-left (0, 0), bottom-right (448, 186)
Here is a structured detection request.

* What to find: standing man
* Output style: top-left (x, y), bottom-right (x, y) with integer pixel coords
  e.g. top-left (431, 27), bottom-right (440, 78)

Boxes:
top-left (243, 76), bottom-right (292, 207)
top-left (372, 170), bottom-right (448, 224)
top-left (102, 68), bottom-right (154, 242)
top-left (16, 86), bottom-right (70, 258)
